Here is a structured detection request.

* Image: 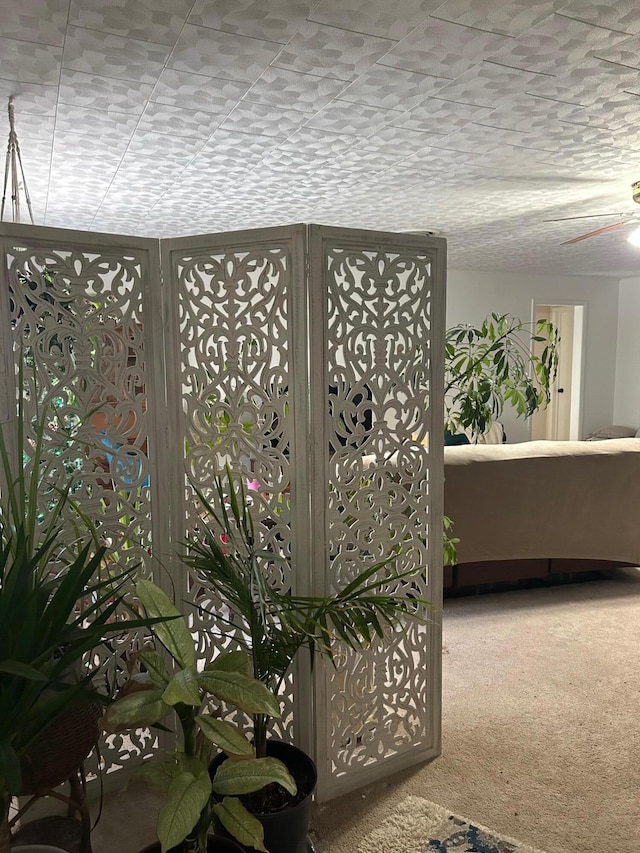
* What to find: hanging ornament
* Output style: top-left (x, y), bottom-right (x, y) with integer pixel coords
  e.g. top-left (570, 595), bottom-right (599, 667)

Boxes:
top-left (1, 95), bottom-right (35, 224)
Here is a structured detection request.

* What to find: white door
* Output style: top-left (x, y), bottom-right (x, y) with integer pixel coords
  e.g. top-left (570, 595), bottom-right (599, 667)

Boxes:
top-left (531, 304), bottom-right (584, 441)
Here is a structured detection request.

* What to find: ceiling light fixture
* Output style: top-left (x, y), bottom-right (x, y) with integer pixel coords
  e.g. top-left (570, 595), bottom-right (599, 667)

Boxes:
top-left (626, 225), bottom-right (640, 247)
top-left (1, 96), bottom-right (35, 225)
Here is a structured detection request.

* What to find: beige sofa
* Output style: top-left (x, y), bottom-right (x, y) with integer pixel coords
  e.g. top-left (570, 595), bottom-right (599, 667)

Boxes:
top-left (444, 437), bottom-right (640, 591)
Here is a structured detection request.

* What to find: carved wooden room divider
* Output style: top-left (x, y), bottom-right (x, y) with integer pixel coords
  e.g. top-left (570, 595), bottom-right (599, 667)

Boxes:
top-left (0, 221), bottom-right (445, 801)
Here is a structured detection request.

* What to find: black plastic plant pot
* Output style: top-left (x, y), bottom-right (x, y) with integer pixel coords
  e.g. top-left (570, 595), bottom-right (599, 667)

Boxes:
top-left (139, 836), bottom-right (244, 853)
top-left (211, 741), bottom-right (318, 853)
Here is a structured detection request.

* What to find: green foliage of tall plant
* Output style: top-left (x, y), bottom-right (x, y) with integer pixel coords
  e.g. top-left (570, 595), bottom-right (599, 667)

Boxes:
top-left (183, 467), bottom-right (432, 762)
top-left (444, 312), bottom-right (560, 439)
top-left (102, 580), bottom-right (295, 853)
top-left (0, 396), bottom-right (157, 853)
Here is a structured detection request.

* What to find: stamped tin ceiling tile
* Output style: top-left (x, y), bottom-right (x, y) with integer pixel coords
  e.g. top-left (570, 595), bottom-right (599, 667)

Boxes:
top-left (126, 129), bottom-right (207, 160)
top-left (62, 26), bottom-right (171, 83)
top-left (58, 69), bottom-right (154, 113)
top-left (200, 127), bottom-right (282, 159)
top-left (0, 38), bottom-right (62, 85)
top-left (97, 188), bottom-right (167, 209)
top-left (557, 0), bottom-right (640, 35)
top-left (244, 68), bottom-right (347, 112)
top-left (275, 127), bottom-right (357, 156)
top-left (45, 213), bottom-right (96, 228)
top-left (431, 0), bottom-right (559, 36)
top-left (560, 91), bottom-right (640, 128)
top-left (379, 18), bottom-right (513, 79)
top-left (608, 124), bottom-right (640, 150)
top-left (329, 148), bottom-right (408, 174)
top-left (138, 102), bottom-right (223, 139)
top-left (169, 24), bottom-right (282, 82)
top-left (436, 63), bottom-right (546, 108)
top-left (486, 14), bottom-right (630, 74)
top-left (90, 218), bottom-right (148, 233)
top-left (526, 57), bottom-right (640, 104)
top-left (307, 0), bottom-right (444, 40)
top-left (0, 80), bottom-right (58, 116)
top-left (9, 112), bottom-right (56, 140)
top-left (355, 125), bottom-right (445, 155)
top-left (68, 0), bottom-right (193, 46)
top-left (475, 94), bottom-right (581, 131)
top-left (188, 0), bottom-right (316, 43)
top-left (220, 101), bottom-right (309, 137)
top-left (394, 146), bottom-right (491, 177)
top-left (427, 123), bottom-right (533, 155)
top-left (0, 0), bottom-right (69, 46)
top-left (592, 34), bottom-right (640, 70)
top-left (55, 104), bottom-right (140, 138)
top-left (304, 100), bottom-right (403, 134)
top-left (52, 130), bottom-right (130, 161)
top-left (151, 69), bottom-right (251, 113)
top-left (273, 21), bottom-right (394, 81)
top-left (392, 99), bottom-right (494, 134)
top-left (339, 66), bottom-right (447, 110)
top-left (188, 149), bottom-right (273, 172)
top-left (113, 161), bottom-right (187, 184)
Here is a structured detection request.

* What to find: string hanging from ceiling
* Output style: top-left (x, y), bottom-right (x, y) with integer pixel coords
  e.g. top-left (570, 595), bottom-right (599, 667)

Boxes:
top-left (1, 95), bottom-right (35, 225)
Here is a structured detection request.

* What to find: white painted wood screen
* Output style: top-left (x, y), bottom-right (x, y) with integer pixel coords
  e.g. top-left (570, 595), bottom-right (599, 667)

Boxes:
top-left (0, 221), bottom-right (445, 800)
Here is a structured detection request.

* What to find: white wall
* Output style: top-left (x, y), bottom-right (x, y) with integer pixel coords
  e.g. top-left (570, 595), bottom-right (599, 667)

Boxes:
top-left (614, 276), bottom-right (640, 427)
top-left (447, 268), bottom-right (621, 443)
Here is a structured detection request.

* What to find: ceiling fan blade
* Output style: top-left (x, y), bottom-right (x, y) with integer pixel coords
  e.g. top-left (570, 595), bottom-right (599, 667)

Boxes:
top-left (560, 220), bottom-right (633, 245)
top-left (544, 212), bottom-right (627, 223)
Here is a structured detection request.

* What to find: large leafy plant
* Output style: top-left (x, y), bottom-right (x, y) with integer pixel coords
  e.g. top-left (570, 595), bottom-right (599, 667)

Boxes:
top-left (183, 468), bottom-right (431, 762)
top-left (0, 395), bottom-right (156, 853)
top-left (444, 312), bottom-right (559, 439)
top-left (102, 580), bottom-right (295, 853)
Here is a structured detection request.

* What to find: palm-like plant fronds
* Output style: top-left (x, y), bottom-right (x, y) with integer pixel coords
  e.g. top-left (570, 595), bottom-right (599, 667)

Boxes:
top-left (184, 466), bottom-right (432, 758)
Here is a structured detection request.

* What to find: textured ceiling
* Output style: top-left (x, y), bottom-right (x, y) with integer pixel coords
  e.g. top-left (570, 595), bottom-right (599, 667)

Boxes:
top-left (2, 0), bottom-right (640, 275)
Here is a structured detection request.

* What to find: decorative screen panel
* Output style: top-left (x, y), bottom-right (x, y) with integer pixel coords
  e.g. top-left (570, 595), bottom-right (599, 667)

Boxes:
top-left (0, 223), bottom-right (444, 799)
top-left (308, 226), bottom-right (445, 800)
top-left (0, 226), bottom-right (163, 778)
top-left (165, 229), bottom-right (305, 739)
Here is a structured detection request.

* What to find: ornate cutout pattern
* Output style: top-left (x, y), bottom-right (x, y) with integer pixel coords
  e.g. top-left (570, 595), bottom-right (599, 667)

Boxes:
top-left (323, 245), bottom-right (433, 776)
top-left (4, 242), bottom-right (157, 775)
top-left (174, 244), bottom-right (296, 737)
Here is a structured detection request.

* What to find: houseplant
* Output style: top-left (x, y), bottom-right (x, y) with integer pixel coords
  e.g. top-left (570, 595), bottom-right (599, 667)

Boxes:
top-left (0, 393), bottom-right (162, 853)
top-left (101, 579), bottom-right (297, 853)
top-left (183, 467), bottom-right (432, 853)
top-left (444, 312), bottom-right (559, 439)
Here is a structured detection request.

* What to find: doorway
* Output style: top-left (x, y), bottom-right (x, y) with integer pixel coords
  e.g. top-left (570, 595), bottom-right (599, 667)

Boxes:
top-left (530, 302), bottom-right (585, 441)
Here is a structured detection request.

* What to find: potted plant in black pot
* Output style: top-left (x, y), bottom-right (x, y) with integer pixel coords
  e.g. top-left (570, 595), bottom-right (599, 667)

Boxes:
top-left (183, 467), bottom-right (433, 853)
top-left (101, 579), bottom-right (297, 853)
top-left (0, 394), bottom-right (163, 853)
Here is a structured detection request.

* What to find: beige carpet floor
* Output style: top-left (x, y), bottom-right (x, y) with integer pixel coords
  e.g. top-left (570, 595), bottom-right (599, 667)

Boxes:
top-left (91, 569), bottom-right (640, 853)
top-left (314, 569), bottom-right (640, 853)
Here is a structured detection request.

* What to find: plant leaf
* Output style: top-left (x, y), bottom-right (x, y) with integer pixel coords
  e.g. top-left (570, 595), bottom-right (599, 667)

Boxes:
top-left (198, 670), bottom-right (281, 718)
top-left (204, 650), bottom-right (251, 676)
top-left (136, 756), bottom-right (179, 793)
top-left (212, 757), bottom-right (297, 797)
top-left (213, 797), bottom-right (267, 852)
top-left (101, 688), bottom-right (171, 733)
top-left (0, 660), bottom-right (48, 681)
top-left (157, 770), bottom-right (212, 852)
top-left (138, 650), bottom-right (170, 686)
top-left (162, 668), bottom-right (201, 707)
top-left (135, 580), bottom-right (195, 669)
top-left (195, 715), bottom-right (255, 756)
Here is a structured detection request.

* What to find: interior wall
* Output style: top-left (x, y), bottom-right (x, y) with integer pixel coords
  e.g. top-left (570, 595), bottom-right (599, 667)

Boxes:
top-left (613, 276), bottom-right (640, 428)
top-left (446, 268), bottom-right (621, 443)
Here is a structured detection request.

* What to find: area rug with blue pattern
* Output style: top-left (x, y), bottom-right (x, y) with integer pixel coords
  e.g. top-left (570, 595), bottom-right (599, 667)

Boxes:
top-left (355, 795), bottom-right (548, 853)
